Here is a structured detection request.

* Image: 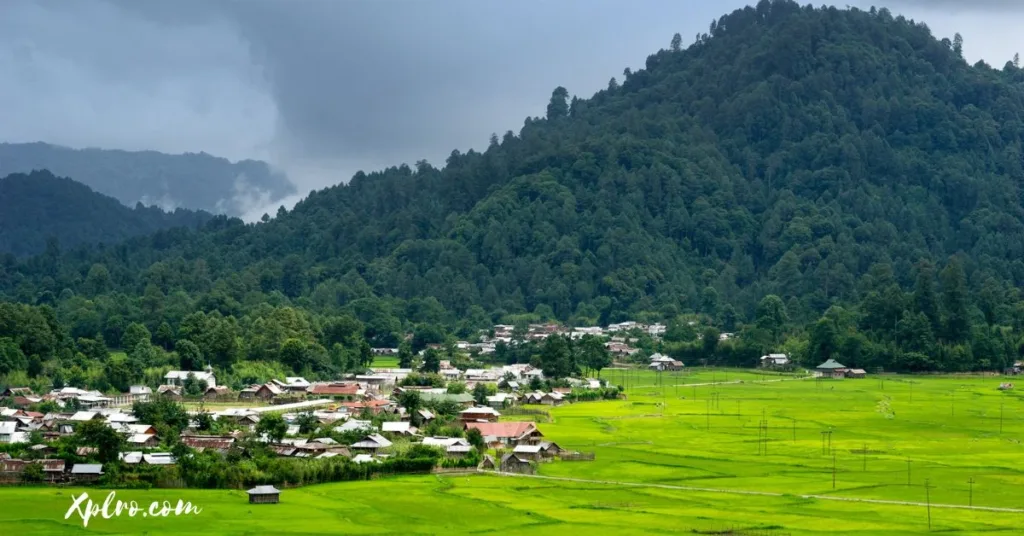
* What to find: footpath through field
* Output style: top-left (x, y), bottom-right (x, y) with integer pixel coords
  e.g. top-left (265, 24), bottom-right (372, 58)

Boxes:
top-left (635, 375), bottom-right (813, 389)
top-left (492, 472), bottom-right (1024, 514)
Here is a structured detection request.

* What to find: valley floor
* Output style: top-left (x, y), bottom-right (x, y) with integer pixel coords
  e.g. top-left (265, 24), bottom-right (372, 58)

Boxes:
top-left (5, 370), bottom-right (1024, 535)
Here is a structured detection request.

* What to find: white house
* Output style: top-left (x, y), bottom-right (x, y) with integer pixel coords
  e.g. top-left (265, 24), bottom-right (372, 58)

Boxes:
top-left (0, 421), bottom-right (16, 443)
top-left (129, 385), bottom-right (152, 401)
top-left (760, 353), bottom-right (790, 368)
top-left (164, 369), bottom-right (216, 388)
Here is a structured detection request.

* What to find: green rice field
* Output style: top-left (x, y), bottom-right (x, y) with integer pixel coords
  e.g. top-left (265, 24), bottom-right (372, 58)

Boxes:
top-left (5, 369), bottom-right (1024, 534)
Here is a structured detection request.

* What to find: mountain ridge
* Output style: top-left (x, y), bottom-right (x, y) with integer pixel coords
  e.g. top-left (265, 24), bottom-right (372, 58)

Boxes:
top-left (0, 142), bottom-right (294, 217)
top-left (0, 170), bottom-right (213, 257)
top-left (2, 1), bottom-right (1024, 375)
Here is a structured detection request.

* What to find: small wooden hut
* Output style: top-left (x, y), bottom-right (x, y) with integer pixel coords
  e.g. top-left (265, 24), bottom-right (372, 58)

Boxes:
top-left (247, 485), bottom-right (281, 504)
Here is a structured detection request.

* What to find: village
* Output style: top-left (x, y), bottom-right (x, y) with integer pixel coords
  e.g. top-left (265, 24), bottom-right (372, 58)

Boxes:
top-left (0, 318), bottom-right (894, 490)
top-left (0, 355), bottom-right (613, 486)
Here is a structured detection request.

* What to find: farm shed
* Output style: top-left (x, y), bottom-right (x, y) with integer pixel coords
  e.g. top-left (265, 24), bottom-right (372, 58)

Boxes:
top-left (247, 485), bottom-right (281, 504)
top-left (70, 464), bottom-right (103, 483)
top-left (479, 454), bottom-right (497, 470)
top-left (499, 453), bottom-right (535, 474)
top-left (512, 444), bottom-right (543, 461)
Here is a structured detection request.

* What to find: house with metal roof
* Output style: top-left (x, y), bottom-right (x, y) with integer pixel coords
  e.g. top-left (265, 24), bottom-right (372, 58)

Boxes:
top-left (350, 434), bottom-right (393, 451)
top-left (815, 359), bottom-right (849, 378)
top-left (247, 485), bottom-right (280, 504)
top-left (70, 463), bottom-right (104, 483)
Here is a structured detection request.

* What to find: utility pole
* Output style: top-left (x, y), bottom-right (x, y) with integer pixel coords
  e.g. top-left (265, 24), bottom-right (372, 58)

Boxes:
top-left (924, 478), bottom-right (932, 530)
top-left (832, 453), bottom-right (837, 489)
top-left (968, 477), bottom-right (975, 507)
top-left (999, 394), bottom-right (1005, 434)
top-left (764, 417), bottom-right (768, 455)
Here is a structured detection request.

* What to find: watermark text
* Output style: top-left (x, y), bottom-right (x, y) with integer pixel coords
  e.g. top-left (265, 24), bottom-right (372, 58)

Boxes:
top-left (64, 491), bottom-right (202, 527)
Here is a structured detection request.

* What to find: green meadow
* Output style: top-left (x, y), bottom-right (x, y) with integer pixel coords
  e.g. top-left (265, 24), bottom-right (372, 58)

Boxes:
top-left (5, 370), bottom-right (1024, 534)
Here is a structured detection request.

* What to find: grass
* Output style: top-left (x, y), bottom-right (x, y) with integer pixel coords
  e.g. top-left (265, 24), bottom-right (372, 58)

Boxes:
top-left (6, 369), bottom-right (1024, 534)
top-left (371, 355), bottom-right (401, 368)
top-left (540, 370), bottom-right (1024, 510)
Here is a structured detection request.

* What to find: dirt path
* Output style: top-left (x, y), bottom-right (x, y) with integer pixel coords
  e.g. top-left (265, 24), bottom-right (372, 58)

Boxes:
top-left (639, 375), bottom-right (812, 389)
top-left (491, 472), bottom-right (1024, 514)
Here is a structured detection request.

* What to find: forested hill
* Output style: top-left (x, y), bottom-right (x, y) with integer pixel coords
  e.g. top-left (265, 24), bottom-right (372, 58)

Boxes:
top-left (0, 142), bottom-right (294, 216)
top-left (0, 171), bottom-right (212, 257)
top-left (4, 1), bottom-right (1024, 375)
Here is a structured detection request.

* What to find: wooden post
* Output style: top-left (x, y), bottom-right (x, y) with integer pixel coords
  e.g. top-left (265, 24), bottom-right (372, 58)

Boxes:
top-left (999, 394), bottom-right (1004, 434)
top-left (832, 453), bottom-right (836, 489)
top-left (925, 478), bottom-right (932, 530)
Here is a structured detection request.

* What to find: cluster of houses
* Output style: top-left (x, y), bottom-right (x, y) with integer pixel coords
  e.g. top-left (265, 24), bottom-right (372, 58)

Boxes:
top-left (371, 320), bottom-right (669, 358)
top-left (0, 404), bottom-right (179, 483)
top-left (0, 360), bottom-right (594, 481)
top-left (757, 354), bottom-right (866, 378)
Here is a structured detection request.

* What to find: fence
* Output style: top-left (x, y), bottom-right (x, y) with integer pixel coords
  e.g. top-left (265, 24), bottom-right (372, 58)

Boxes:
top-left (690, 527), bottom-right (791, 536)
top-left (559, 451), bottom-right (596, 462)
top-left (430, 467), bottom-right (479, 475)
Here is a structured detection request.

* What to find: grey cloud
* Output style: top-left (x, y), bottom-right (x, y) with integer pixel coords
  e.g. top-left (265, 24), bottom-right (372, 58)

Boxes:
top-left (0, 0), bottom-right (275, 162)
top-left (6, 0), bottom-right (1024, 217)
top-left (4, 0), bottom-right (740, 197)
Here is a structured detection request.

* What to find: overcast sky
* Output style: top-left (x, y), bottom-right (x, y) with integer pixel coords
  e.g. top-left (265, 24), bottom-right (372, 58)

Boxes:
top-left (2, 0), bottom-right (1023, 217)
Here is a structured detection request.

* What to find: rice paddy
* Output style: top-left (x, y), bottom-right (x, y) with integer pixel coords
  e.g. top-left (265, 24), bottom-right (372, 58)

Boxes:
top-left (5, 369), bottom-right (1024, 534)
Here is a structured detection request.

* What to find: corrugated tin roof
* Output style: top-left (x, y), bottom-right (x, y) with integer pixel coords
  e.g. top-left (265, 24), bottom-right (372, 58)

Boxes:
top-left (247, 485), bottom-right (280, 494)
top-left (71, 464), bottom-right (103, 474)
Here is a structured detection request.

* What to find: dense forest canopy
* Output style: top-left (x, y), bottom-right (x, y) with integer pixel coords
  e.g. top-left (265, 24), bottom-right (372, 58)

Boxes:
top-left (0, 170), bottom-right (212, 257)
top-left (0, 142), bottom-right (294, 216)
top-left (3, 0), bottom-right (1024, 388)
